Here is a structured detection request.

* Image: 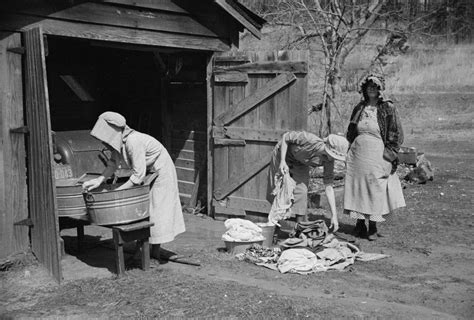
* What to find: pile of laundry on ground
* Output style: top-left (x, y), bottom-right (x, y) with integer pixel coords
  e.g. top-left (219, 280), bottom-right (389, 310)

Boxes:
top-left (233, 220), bottom-right (389, 275)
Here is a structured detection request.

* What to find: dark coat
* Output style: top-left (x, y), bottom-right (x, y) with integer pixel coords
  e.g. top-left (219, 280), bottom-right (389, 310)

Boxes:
top-left (346, 99), bottom-right (404, 172)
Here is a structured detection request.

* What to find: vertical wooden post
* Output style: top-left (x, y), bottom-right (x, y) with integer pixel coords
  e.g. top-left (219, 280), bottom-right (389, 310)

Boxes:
top-left (206, 53), bottom-right (215, 217)
top-left (140, 239), bottom-right (150, 270)
top-left (113, 229), bottom-right (125, 276)
top-left (23, 27), bottom-right (62, 282)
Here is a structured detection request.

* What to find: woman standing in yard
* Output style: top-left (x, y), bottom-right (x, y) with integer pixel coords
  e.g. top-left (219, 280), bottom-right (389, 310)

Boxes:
top-left (344, 74), bottom-right (406, 240)
top-left (267, 131), bottom-right (349, 231)
top-left (83, 112), bottom-right (186, 258)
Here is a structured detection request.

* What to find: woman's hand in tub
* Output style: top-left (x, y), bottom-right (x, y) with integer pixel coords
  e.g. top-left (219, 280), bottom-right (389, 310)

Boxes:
top-left (279, 160), bottom-right (289, 175)
top-left (82, 176), bottom-right (105, 191)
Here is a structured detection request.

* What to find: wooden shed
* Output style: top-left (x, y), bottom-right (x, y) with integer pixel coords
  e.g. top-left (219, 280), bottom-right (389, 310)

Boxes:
top-left (0, 0), bottom-right (309, 282)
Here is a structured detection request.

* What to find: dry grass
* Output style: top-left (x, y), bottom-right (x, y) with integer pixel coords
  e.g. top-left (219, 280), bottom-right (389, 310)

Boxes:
top-left (387, 44), bottom-right (474, 92)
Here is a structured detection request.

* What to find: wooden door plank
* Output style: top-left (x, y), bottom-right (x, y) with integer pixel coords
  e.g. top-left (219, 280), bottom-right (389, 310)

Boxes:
top-left (23, 27), bottom-right (62, 282)
top-left (212, 83), bottom-right (229, 202)
top-left (254, 52), bottom-right (275, 200)
top-left (0, 32), bottom-right (28, 259)
top-left (214, 72), bottom-right (296, 126)
top-left (241, 68), bottom-right (260, 199)
top-left (226, 83), bottom-right (247, 198)
top-left (291, 74), bottom-right (308, 129)
top-left (213, 153), bottom-right (271, 201)
top-left (214, 61), bottom-right (308, 74)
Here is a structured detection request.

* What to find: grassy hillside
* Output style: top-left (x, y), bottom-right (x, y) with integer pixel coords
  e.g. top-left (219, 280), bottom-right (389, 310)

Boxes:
top-left (239, 25), bottom-right (474, 134)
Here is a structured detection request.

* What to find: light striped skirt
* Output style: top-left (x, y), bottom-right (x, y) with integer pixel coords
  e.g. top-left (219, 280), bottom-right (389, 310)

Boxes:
top-left (344, 134), bottom-right (405, 221)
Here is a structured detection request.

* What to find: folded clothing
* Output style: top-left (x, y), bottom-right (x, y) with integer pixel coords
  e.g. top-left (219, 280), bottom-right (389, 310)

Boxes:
top-left (277, 248), bottom-right (320, 274)
top-left (222, 218), bottom-right (265, 242)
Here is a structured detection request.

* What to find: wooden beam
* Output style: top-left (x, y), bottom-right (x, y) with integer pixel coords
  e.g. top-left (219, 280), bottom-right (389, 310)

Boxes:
top-left (59, 75), bottom-right (94, 102)
top-left (214, 61), bottom-right (308, 74)
top-left (213, 138), bottom-right (245, 146)
top-left (214, 71), bottom-right (248, 83)
top-left (11, 2), bottom-right (220, 38)
top-left (213, 153), bottom-right (271, 201)
top-left (0, 13), bottom-right (230, 51)
top-left (214, 0), bottom-right (262, 39)
top-left (214, 55), bottom-right (250, 63)
top-left (99, 0), bottom-right (192, 13)
top-left (213, 73), bottom-right (296, 126)
top-left (213, 126), bottom-right (285, 143)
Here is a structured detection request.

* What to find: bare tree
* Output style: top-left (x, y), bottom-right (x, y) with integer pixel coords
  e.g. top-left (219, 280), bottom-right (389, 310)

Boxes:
top-left (259, 0), bottom-right (388, 135)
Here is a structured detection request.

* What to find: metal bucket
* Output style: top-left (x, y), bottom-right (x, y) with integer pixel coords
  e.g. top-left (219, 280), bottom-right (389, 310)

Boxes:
top-left (84, 184), bottom-right (150, 226)
top-left (56, 179), bottom-right (88, 218)
top-left (257, 223), bottom-right (276, 248)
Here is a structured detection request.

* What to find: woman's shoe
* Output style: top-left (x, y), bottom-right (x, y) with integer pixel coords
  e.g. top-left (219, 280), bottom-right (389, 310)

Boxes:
top-left (354, 219), bottom-right (367, 238)
top-left (150, 244), bottom-right (161, 260)
top-left (368, 221), bottom-right (377, 241)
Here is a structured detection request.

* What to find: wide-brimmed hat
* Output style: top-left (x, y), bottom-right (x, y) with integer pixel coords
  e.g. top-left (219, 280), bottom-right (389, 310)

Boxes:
top-left (359, 73), bottom-right (385, 92)
top-left (324, 134), bottom-right (349, 162)
top-left (90, 112), bottom-right (127, 152)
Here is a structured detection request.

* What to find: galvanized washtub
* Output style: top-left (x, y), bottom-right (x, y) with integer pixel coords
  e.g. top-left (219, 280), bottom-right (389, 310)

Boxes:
top-left (56, 178), bottom-right (88, 219)
top-left (84, 184), bottom-right (150, 226)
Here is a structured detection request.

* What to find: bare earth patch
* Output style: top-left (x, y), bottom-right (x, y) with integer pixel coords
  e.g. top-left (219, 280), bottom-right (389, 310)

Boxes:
top-left (1, 93), bottom-right (473, 319)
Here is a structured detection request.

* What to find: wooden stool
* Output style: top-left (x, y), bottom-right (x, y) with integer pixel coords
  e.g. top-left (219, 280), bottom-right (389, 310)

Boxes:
top-left (111, 220), bottom-right (154, 276)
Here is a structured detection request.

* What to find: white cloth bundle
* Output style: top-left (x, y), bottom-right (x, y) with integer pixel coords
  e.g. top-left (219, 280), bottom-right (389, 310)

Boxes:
top-left (222, 218), bottom-right (265, 242)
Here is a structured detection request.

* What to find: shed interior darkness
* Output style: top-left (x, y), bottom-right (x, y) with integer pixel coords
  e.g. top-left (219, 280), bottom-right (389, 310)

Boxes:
top-left (45, 36), bottom-right (208, 203)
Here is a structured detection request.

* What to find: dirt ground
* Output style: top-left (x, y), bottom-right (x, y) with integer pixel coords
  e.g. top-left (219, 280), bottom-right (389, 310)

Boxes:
top-left (1, 93), bottom-right (473, 319)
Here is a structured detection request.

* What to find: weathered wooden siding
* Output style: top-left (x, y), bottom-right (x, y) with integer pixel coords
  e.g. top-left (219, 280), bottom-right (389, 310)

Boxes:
top-left (0, 0), bottom-right (237, 51)
top-left (0, 32), bottom-right (29, 259)
top-left (24, 27), bottom-right (62, 282)
top-left (211, 51), bottom-right (308, 218)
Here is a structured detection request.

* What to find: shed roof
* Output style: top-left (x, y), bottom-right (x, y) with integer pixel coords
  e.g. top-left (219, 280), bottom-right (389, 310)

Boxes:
top-left (215, 0), bottom-right (266, 39)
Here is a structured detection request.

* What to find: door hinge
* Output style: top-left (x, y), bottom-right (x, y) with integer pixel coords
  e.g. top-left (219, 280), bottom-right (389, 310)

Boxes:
top-left (7, 47), bottom-right (25, 55)
top-left (10, 126), bottom-right (29, 134)
top-left (14, 218), bottom-right (34, 227)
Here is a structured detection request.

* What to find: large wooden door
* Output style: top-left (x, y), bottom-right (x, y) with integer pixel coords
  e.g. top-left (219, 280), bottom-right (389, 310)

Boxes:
top-left (210, 51), bottom-right (308, 217)
top-left (23, 27), bottom-right (62, 282)
top-left (0, 32), bottom-right (28, 259)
